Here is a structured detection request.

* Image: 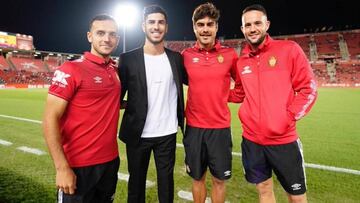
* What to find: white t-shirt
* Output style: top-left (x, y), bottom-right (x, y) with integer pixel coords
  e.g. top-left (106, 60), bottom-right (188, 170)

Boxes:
top-left (141, 52), bottom-right (178, 138)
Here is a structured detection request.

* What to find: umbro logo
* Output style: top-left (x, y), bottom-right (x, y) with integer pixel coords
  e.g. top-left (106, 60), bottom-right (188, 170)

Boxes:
top-left (224, 170), bottom-right (231, 177)
top-left (93, 76), bottom-right (102, 83)
top-left (192, 57), bottom-right (199, 63)
top-left (291, 183), bottom-right (302, 191)
top-left (241, 66), bottom-right (252, 75)
top-left (185, 165), bottom-right (191, 173)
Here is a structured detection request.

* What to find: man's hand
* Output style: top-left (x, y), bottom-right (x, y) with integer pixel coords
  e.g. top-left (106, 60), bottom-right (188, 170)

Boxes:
top-left (56, 166), bottom-right (77, 194)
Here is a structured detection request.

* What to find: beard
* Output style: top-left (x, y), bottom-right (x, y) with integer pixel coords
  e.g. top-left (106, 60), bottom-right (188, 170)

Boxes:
top-left (247, 33), bottom-right (266, 47)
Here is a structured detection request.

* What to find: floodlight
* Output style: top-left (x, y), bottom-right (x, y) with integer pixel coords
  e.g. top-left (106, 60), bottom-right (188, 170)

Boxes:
top-left (114, 2), bottom-right (139, 53)
top-left (114, 3), bottom-right (139, 28)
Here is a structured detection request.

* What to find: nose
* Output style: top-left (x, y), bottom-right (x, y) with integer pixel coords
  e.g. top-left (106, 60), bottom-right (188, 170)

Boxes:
top-left (202, 25), bottom-right (210, 33)
top-left (103, 33), bottom-right (111, 41)
top-left (153, 22), bottom-right (160, 30)
top-left (249, 24), bottom-right (257, 32)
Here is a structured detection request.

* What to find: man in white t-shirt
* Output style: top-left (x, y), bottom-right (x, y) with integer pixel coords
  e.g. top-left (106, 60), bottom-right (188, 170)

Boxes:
top-left (118, 5), bottom-right (186, 203)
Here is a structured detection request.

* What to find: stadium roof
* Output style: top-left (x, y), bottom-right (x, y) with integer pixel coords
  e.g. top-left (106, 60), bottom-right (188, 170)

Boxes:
top-left (1, 0), bottom-right (359, 55)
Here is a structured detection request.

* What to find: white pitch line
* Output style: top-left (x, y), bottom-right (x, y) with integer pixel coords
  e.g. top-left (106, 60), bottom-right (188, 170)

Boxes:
top-left (0, 114), bottom-right (42, 124)
top-left (117, 172), bottom-right (129, 182)
top-left (177, 190), bottom-right (230, 203)
top-left (2, 114), bottom-right (360, 176)
top-left (118, 172), bottom-right (155, 188)
top-left (229, 150), bottom-right (360, 176)
top-left (176, 143), bottom-right (360, 176)
top-left (305, 163), bottom-right (360, 175)
top-left (0, 139), bottom-right (13, 146)
top-left (232, 152), bottom-right (242, 156)
top-left (17, 146), bottom-right (46, 155)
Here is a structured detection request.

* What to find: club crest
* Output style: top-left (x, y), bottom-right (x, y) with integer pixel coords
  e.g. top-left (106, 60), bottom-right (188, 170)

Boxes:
top-left (268, 56), bottom-right (277, 67)
top-left (217, 54), bottom-right (224, 63)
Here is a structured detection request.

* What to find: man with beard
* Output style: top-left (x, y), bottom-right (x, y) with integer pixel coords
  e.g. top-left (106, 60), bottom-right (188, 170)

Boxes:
top-left (43, 14), bottom-right (120, 202)
top-left (118, 5), bottom-right (185, 203)
top-left (229, 4), bottom-right (317, 203)
top-left (182, 3), bottom-right (238, 203)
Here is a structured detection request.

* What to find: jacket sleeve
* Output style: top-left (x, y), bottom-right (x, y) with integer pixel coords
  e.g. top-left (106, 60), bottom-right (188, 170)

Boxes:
top-left (228, 55), bottom-right (245, 103)
top-left (180, 50), bottom-right (189, 85)
top-left (118, 53), bottom-right (128, 109)
top-left (180, 54), bottom-right (188, 85)
top-left (287, 43), bottom-right (317, 120)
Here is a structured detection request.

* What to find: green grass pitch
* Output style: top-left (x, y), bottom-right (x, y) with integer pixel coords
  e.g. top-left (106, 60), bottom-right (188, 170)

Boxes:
top-left (0, 88), bottom-right (360, 202)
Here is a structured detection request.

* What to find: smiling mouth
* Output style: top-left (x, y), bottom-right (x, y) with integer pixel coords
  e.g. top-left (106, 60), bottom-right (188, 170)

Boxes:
top-left (151, 32), bottom-right (161, 37)
top-left (249, 34), bottom-right (259, 39)
top-left (101, 45), bottom-right (111, 48)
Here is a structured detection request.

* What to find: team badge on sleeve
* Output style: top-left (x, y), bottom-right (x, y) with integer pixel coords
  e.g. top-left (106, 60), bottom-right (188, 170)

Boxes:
top-left (52, 70), bottom-right (71, 87)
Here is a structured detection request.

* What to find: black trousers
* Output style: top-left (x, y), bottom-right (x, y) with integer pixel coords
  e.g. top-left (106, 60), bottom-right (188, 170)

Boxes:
top-left (58, 157), bottom-right (120, 203)
top-left (126, 133), bottom-right (176, 203)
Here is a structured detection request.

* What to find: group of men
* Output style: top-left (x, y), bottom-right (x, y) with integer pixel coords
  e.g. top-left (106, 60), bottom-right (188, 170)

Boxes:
top-left (43, 2), bottom-right (317, 203)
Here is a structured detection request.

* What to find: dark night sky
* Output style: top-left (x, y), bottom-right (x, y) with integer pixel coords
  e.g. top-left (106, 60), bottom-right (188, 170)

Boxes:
top-left (1, 0), bottom-right (359, 56)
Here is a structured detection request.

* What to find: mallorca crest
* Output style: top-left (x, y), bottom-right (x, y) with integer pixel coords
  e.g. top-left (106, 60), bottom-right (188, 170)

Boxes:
top-left (268, 56), bottom-right (277, 67)
top-left (217, 54), bottom-right (224, 63)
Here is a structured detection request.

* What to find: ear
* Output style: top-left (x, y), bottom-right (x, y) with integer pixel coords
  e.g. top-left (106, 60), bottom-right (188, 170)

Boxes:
top-left (87, 31), bottom-right (92, 43)
top-left (142, 22), bottom-right (145, 33)
top-left (265, 20), bottom-right (270, 32)
top-left (240, 26), bottom-right (245, 34)
top-left (163, 24), bottom-right (168, 34)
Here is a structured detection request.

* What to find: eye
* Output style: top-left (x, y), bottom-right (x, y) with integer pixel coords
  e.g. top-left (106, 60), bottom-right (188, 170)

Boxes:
top-left (244, 23), bottom-right (251, 28)
top-left (207, 22), bottom-right (215, 27)
top-left (96, 31), bottom-right (105, 36)
top-left (196, 23), bottom-right (204, 27)
top-left (109, 32), bottom-right (118, 38)
top-left (147, 20), bottom-right (155, 24)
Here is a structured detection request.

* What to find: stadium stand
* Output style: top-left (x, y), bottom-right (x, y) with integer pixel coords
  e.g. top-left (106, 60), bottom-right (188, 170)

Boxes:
top-left (285, 35), bottom-right (311, 58)
top-left (0, 69), bottom-right (51, 85)
top-left (44, 56), bottom-right (61, 72)
top-left (314, 33), bottom-right (340, 58)
top-left (1, 29), bottom-right (359, 88)
top-left (342, 31), bottom-right (360, 59)
top-left (164, 29), bottom-right (360, 87)
top-left (336, 60), bottom-right (360, 84)
top-left (165, 40), bottom-right (193, 53)
top-left (10, 56), bottom-right (48, 72)
top-left (0, 55), bottom-right (10, 70)
top-left (311, 61), bottom-right (329, 85)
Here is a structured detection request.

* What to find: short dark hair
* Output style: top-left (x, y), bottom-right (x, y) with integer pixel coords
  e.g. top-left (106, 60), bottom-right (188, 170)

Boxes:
top-left (192, 2), bottom-right (220, 24)
top-left (143, 5), bottom-right (168, 22)
top-left (89, 14), bottom-right (117, 31)
top-left (242, 4), bottom-right (267, 16)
